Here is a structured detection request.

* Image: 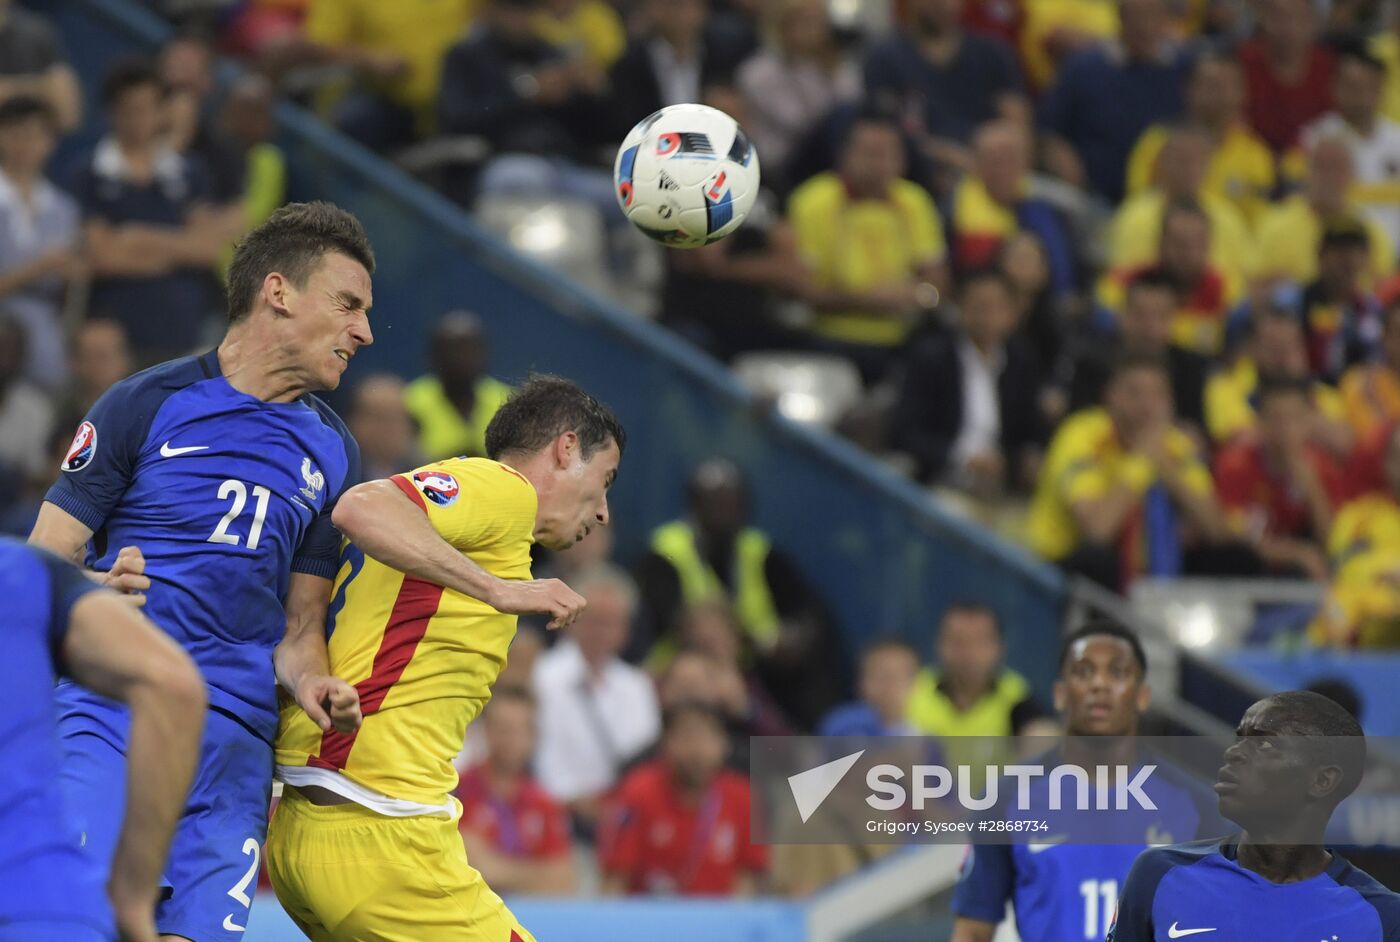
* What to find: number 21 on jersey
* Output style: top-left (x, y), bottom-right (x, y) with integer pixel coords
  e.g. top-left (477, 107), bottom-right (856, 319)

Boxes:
top-left (208, 480), bottom-right (271, 549)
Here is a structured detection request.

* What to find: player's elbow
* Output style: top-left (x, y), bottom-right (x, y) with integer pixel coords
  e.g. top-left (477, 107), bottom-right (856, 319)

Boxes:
top-left (331, 483), bottom-right (379, 541)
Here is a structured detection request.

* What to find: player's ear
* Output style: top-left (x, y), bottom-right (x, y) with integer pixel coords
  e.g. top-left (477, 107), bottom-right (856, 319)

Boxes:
top-left (553, 430), bottom-right (579, 468)
top-left (1311, 763), bottom-right (1346, 801)
top-left (264, 271), bottom-right (291, 317)
top-left (1052, 679), bottom-right (1066, 714)
top-left (1135, 681), bottom-right (1152, 714)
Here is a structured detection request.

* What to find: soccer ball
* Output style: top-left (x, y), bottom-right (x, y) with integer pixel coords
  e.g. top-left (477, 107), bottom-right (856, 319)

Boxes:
top-left (613, 103), bottom-right (760, 248)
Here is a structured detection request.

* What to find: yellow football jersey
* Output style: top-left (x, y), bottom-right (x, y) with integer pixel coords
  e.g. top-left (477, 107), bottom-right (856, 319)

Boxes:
top-left (275, 458), bottom-right (537, 806)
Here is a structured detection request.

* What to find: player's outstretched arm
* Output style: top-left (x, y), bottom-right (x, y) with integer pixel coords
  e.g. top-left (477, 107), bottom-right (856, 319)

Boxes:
top-left (31, 503), bottom-right (151, 602)
top-left (275, 571), bottom-right (362, 733)
top-left (333, 480), bottom-right (586, 628)
top-left (62, 590), bottom-right (206, 942)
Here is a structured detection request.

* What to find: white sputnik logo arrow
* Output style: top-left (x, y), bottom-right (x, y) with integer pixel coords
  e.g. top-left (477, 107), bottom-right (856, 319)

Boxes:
top-left (787, 750), bottom-right (865, 823)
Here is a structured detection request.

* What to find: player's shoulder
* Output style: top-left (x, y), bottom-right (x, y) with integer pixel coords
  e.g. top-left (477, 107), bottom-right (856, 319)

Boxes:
top-left (1134, 837), bottom-right (1225, 875)
top-left (301, 392), bottom-right (351, 437)
top-left (1332, 854), bottom-right (1400, 931)
top-left (300, 392), bottom-right (357, 457)
top-left (102, 351), bottom-right (214, 410)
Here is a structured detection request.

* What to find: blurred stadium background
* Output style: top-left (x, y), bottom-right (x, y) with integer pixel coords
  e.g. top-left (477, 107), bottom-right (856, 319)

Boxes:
top-left (5, 0), bottom-right (1400, 938)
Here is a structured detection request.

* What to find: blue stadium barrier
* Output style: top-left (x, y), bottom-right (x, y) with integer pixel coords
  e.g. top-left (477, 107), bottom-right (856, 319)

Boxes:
top-left (246, 893), bottom-right (806, 942)
top-left (48, 0), bottom-right (1068, 695)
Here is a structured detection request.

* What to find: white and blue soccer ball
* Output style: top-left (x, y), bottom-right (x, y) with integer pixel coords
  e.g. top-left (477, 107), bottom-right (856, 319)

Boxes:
top-left (613, 103), bottom-right (760, 248)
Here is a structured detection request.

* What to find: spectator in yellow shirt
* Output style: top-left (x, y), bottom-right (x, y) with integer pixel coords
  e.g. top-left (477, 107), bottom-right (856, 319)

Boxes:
top-left (1311, 425), bottom-right (1400, 647)
top-left (1204, 303), bottom-right (1351, 451)
top-left (1109, 125), bottom-right (1257, 285)
top-left (533, 0), bottom-right (624, 72)
top-left (1255, 135), bottom-right (1396, 285)
top-left (403, 311), bottom-right (513, 461)
top-left (300, 0), bottom-right (476, 149)
top-left (1125, 51), bottom-right (1276, 226)
top-left (1340, 297), bottom-right (1400, 443)
top-left (1027, 351), bottom-right (1234, 589)
top-left (1100, 201), bottom-right (1243, 357)
top-left (788, 110), bottom-right (949, 384)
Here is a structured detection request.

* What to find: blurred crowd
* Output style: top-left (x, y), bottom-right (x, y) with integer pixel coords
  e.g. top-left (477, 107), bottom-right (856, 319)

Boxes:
top-left (7, 0), bottom-right (1400, 902)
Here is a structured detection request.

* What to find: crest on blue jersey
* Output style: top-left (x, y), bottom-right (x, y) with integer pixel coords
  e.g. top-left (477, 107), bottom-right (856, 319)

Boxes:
top-left (413, 469), bottom-right (460, 506)
top-left (300, 457), bottom-right (325, 501)
top-left (62, 421), bottom-right (97, 472)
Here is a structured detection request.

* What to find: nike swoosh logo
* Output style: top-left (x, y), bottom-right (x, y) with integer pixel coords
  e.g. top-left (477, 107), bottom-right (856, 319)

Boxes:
top-left (222, 914), bottom-right (246, 932)
top-left (160, 442), bottom-right (210, 457)
top-left (1168, 923), bottom-right (1217, 938)
top-left (1027, 836), bottom-right (1068, 853)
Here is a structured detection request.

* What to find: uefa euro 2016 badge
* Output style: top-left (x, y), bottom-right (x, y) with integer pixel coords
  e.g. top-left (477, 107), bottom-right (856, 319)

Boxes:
top-left (62, 421), bottom-right (97, 472)
top-left (414, 470), bottom-right (460, 507)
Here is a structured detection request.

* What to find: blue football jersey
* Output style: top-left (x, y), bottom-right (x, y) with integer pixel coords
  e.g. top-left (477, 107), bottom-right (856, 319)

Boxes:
top-left (1107, 837), bottom-right (1400, 942)
top-left (953, 754), bottom-right (1214, 942)
top-left (0, 538), bottom-right (110, 935)
top-left (46, 351), bottom-right (358, 743)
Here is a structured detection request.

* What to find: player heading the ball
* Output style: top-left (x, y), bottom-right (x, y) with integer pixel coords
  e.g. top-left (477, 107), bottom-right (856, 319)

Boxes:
top-left (270, 375), bottom-right (623, 942)
top-left (30, 201), bottom-right (375, 941)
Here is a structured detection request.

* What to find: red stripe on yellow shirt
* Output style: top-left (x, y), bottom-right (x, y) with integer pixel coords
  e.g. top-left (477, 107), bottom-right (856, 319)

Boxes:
top-left (309, 575), bottom-right (444, 770)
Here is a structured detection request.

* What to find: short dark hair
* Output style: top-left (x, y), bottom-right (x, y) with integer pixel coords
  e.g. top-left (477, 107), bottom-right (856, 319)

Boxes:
top-left (940, 601), bottom-right (1002, 639)
top-left (959, 266), bottom-right (1015, 299)
top-left (1255, 373), bottom-right (1312, 407)
top-left (1125, 267), bottom-right (1178, 301)
top-left (0, 94), bottom-right (56, 130)
top-left (1303, 678), bottom-right (1363, 724)
top-left (1254, 690), bottom-right (1367, 803)
top-left (1108, 349), bottom-right (1170, 386)
top-left (1058, 618), bottom-right (1148, 676)
top-left (102, 57), bottom-right (164, 107)
top-left (484, 375), bottom-right (625, 462)
top-left (226, 201), bottom-right (375, 323)
top-left (1320, 218), bottom-right (1371, 253)
top-left (1338, 47), bottom-right (1386, 77)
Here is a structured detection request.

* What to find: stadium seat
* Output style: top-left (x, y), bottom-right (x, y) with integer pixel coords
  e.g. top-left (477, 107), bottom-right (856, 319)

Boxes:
top-left (731, 351), bottom-right (863, 428)
top-left (474, 194), bottom-right (613, 297)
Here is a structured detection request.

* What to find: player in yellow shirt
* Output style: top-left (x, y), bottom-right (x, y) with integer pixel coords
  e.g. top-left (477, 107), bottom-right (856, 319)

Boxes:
top-left (267, 376), bottom-right (624, 941)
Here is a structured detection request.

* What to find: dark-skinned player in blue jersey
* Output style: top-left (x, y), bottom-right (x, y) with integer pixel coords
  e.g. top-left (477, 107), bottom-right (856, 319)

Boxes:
top-left (1108, 691), bottom-right (1400, 942)
top-left (953, 620), bottom-right (1216, 942)
top-left (0, 538), bottom-right (204, 942)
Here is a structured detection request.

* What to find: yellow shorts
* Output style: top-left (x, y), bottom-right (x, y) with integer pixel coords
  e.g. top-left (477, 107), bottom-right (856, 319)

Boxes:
top-left (265, 791), bottom-right (537, 942)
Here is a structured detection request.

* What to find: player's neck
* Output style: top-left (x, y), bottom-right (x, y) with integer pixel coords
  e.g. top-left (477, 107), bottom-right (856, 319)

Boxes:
top-left (1235, 836), bottom-right (1332, 884)
top-left (217, 330), bottom-right (310, 403)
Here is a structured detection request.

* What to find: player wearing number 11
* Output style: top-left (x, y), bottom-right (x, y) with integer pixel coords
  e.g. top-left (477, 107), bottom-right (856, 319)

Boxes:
top-left (29, 202), bottom-right (376, 942)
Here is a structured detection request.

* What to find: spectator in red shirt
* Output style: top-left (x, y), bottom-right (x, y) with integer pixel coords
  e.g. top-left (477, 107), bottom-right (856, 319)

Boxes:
top-left (1214, 376), bottom-right (1348, 580)
top-left (1237, 0), bottom-right (1336, 153)
top-left (455, 686), bottom-right (576, 895)
top-left (599, 702), bottom-right (767, 896)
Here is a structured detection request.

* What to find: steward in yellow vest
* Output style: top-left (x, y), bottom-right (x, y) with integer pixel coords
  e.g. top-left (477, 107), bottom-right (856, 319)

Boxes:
top-left (635, 459), bottom-right (841, 728)
top-left (403, 311), bottom-right (512, 460)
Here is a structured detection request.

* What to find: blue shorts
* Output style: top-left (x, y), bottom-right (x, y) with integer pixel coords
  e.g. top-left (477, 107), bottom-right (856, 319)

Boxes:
top-left (60, 705), bottom-right (274, 942)
top-left (0, 920), bottom-right (110, 942)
